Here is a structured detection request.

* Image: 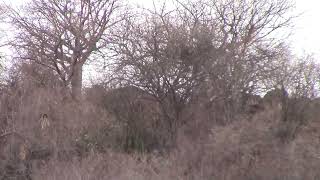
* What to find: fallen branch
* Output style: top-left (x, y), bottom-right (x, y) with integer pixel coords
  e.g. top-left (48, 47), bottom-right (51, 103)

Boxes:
top-left (0, 131), bottom-right (13, 138)
top-left (0, 130), bottom-right (27, 141)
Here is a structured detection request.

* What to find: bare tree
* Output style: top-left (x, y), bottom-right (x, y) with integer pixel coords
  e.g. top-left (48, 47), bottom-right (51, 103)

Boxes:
top-left (112, 0), bottom-right (295, 127)
top-left (111, 8), bottom-right (209, 141)
top-left (201, 0), bottom-right (294, 104)
top-left (288, 57), bottom-right (320, 98)
top-left (9, 0), bottom-right (124, 99)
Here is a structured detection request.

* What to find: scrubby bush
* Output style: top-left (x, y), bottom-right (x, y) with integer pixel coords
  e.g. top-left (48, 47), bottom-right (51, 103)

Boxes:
top-left (275, 97), bottom-right (313, 142)
top-left (100, 86), bottom-right (168, 153)
top-left (2, 0), bottom-right (320, 179)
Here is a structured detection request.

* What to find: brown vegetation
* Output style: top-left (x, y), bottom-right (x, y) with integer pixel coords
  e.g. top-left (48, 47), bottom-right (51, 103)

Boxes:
top-left (0, 0), bottom-right (320, 179)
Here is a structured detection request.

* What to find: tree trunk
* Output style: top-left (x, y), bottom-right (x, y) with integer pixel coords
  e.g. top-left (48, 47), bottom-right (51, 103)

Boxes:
top-left (71, 64), bottom-right (83, 100)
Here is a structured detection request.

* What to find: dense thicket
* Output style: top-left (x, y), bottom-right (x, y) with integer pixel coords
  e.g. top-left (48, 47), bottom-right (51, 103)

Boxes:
top-left (1, 0), bottom-right (320, 179)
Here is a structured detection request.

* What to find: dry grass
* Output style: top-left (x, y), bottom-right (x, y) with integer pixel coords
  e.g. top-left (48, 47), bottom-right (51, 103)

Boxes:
top-left (30, 100), bottom-right (320, 180)
top-left (1, 78), bottom-right (320, 179)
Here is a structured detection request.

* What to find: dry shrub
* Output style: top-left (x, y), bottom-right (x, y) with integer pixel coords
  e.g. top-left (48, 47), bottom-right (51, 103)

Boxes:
top-left (275, 97), bottom-right (313, 142)
top-left (0, 67), bottom-right (114, 178)
top-left (0, 132), bottom-right (32, 180)
top-left (165, 102), bottom-right (320, 180)
top-left (22, 100), bottom-right (320, 180)
top-left (0, 84), bottom-right (319, 179)
top-left (1, 63), bottom-right (320, 180)
top-left (31, 151), bottom-right (177, 180)
top-left (87, 85), bottom-right (170, 153)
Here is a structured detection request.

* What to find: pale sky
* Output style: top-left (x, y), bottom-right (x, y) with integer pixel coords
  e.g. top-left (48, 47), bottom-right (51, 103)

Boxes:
top-left (290, 0), bottom-right (320, 57)
top-left (2, 0), bottom-right (320, 83)
top-left (131, 0), bottom-right (320, 58)
top-left (5, 0), bottom-right (320, 57)
top-left (106, 0), bottom-right (320, 83)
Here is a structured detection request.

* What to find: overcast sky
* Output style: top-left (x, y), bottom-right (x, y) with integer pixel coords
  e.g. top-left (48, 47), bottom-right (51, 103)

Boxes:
top-left (290, 0), bottom-right (320, 57)
top-left (3, 0), bottom-right (320, 83)
top-left (132, 0), bottom-right (320, 58)
top-left (5, 0), bottom-right (320, 57)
